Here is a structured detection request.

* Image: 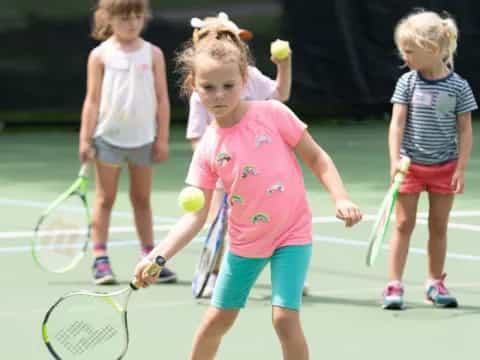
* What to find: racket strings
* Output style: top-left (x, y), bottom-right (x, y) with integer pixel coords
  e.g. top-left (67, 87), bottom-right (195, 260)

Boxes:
top-left (40, 218), bottom-right (82, 256)
top-left (34, 195), bottom-right (89, 271)
top-left (54, 320), bottom-right (118, 355)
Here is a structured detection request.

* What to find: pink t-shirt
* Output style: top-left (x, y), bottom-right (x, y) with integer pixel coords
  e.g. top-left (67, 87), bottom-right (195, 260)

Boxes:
top-left (186, 100), bottom-right (312, 258)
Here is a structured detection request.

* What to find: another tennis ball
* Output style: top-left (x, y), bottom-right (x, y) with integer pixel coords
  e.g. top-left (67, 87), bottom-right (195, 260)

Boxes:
top-left (270, 39), bottom-right (291, 60)
top-left (178, 187), bottom-right (205, 212)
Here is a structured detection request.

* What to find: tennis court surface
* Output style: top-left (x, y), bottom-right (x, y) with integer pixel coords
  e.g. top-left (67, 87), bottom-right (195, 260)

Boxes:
top-left (1, 122), bottom-right (479, 359)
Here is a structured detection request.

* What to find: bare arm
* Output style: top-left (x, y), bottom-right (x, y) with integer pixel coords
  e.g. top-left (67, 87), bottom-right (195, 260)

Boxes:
top-left (388, 103), bottom-right (408, 178)
top-left (79, 48), bottom-right (103, 162)
top-left (271, 55), bottom-right (292, 102)
top-left (456, 112), bottom-right (473, 171)
top-left (190, 138), bottom-right (201, 151)
top-left (294, 131), bottom-right (362, 226)
top-left (135, 188), bottom-right (213, 286)
top-left (152, 46), bottom-right (171, 163)
top-left (452, 112), bottom-right (473, 193)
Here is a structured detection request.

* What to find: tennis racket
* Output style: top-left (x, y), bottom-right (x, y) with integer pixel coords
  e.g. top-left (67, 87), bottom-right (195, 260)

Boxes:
top-left (192, 193), bottom-right (228, 298)
top-left (365, 156), bottom-right (411, 266)
top-left (42, 256), bottom-right (165, 360)
top-left (32, 161), bottom-right (92, 273)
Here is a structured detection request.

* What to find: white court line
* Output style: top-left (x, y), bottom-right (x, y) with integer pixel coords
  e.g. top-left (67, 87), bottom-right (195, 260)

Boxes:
top-left (1, 197), bottom-right (479, 260)
top-left (0, 224), bottom-right (174, 240)
top-left (2, 196), bottom-right (480, 223)
top-left (3, 214), bottom-right (480, 240)
top-left (2, 234), bottom-right (480, 262)
top-left (0, 197), bottom-right (177, 222)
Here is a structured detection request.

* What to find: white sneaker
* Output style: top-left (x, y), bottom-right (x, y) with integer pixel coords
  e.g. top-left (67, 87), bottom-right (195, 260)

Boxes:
top-left (202, 273), bottom-right (218, 298)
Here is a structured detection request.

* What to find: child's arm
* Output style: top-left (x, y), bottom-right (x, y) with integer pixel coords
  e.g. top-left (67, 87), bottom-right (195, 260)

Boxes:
top-left (152, 46), bottom-right (171, 163)
top-left (294, 131), bottom-right (362, 227)
top-left (271, 54), bottom-right (292, 102)
top-left (452, 112), bottom-right (473, 193)
top-left (134, 188), bottom-right (213, 287)
top-left (388, 103), bottom-right (408, 179)
top-left (79, 48), bottom-right (103, 162)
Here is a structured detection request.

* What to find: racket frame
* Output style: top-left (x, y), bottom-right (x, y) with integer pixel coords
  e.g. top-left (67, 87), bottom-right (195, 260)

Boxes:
top-left (192, 193), bottom-right (228, 298)
top-left (32, 163), bottom-right (91, 273)
top-left (42, 256), bottom-right (164, 359)
top-left (365, 157), bottom-right (411, 266)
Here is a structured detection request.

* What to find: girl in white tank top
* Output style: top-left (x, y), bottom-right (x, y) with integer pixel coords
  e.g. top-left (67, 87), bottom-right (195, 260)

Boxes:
top-left (79, 0), bottom-right (175, 285)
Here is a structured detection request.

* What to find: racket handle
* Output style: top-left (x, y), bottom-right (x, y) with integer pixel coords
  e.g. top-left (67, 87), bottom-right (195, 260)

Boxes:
top-left (398, 156), bottom-right (411, 173)
top-left (131, 256), bottom-right (166, 290)
top-left (78, 163), bottom-right (90, 178)
top-left (393, 156), bottom-right (411, 182)
top-left (78, 149), bottom-right (96, 177)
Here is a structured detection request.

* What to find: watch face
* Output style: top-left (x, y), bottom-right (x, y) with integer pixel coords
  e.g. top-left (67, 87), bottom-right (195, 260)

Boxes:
top-left (155, 256), bottom-right (166, 266)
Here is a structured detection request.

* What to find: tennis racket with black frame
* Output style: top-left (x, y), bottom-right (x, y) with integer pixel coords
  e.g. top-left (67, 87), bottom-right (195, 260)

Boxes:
top-left (42, 256), bottom-right (165, 360)
top-left (32, 161), bottom-right (92, 273)
top-left (191, 193), bottom-right (228, 298)
top-left (365, 156), bottom-right (411, 266)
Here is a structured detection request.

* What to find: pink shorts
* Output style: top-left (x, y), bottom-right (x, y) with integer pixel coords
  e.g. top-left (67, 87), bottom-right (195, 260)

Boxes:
top-left (400, 160), bottom-right (457, 194)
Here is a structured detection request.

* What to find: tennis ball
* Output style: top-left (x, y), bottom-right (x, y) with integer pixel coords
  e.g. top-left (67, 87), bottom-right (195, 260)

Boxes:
top-left (270, 39), bottom-right (291, 60)
top-left (178, 187), bottom-right (205, 212)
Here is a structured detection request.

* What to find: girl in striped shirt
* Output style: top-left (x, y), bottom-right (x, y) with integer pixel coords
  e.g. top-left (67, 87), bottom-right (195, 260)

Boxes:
top-left (383, 9), bottom-right (477, 310)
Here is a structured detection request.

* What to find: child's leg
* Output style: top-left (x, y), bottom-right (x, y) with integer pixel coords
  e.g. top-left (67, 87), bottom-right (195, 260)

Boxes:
top-left (189, 307), bottom-right (239, 360)
top-left (272, 307), bottom-right (308, 360)
top-left (270, 245), bottom-right (311, 359)
top-left (388, 193), bottom-right (420, 281)
top-left (127, 163), bottom-right (154, 252)
top-left (92, 161), bottom-right (121, 257)
top-left (426, 192), bottom-right (454, 279)
top-left (197, 251), bottom-right (266, 356)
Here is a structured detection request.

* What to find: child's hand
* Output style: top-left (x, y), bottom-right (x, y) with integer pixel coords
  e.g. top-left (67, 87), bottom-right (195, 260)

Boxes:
top-left (335, 199), bottom-right (362, 227)
top-left (451, 168), bottom-right (465, 194)
top-left (134, 258), bottom-right (161, 288)
top-left (79, 140), bottom-right (94, 163)
top-left (389, 158), bottom-right (408, 181)
top-left (153, 139), bottom-right (169, 163)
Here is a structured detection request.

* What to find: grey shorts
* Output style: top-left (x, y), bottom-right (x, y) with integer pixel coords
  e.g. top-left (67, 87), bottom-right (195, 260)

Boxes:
top-left (93, 137), bottom-right (154, 167)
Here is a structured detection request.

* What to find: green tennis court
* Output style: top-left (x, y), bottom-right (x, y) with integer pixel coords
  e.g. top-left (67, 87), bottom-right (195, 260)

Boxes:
top-left (1, 121), bottom-right (479, 359)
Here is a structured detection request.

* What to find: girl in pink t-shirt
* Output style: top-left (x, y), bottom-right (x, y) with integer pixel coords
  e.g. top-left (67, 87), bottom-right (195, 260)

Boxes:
top-left (134, 30), bottom-right (362, 359)
top-left (185, 13), bottom-right (294, 297)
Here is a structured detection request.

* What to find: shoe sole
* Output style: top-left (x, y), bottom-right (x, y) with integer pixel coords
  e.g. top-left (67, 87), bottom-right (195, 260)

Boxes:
top-left (94, 275), bottom-right (117, 285)
top-left (382, 302), bottom-right (404, 310)
top-left (424, 298), bottom-right (458, 308)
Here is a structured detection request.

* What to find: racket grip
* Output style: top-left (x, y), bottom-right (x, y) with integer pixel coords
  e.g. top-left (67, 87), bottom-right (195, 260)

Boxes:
top-left (398, 156), bottom-right (411, 173)
top-left (131, 256), bottom-right (166, 290)
top-left (78, 149), bottom-right (96, 177)
top-left (78, 163), bottom-right (90, 178)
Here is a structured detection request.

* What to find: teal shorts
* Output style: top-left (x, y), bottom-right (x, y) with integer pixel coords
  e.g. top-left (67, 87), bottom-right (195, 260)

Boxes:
top-left (211, 244), bottom-right (312, 311)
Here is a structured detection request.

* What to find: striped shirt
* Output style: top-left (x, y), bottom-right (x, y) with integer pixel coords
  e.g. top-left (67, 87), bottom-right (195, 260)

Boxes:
top-left (391, 70), bottom-right (477, 164)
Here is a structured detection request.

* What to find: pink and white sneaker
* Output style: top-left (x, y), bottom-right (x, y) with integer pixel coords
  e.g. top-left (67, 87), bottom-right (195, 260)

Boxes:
top-left (382, 282), bottom-right (404, 310)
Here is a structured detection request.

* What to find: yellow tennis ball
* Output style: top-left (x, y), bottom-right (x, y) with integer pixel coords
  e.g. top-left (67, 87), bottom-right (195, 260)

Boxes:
top-left (178, 187), bottom-right (205, 212)
top-left (270, 39), bottom-right (291, 60)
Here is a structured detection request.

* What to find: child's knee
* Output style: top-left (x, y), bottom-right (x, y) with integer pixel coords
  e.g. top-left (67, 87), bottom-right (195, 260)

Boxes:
top-left (96, 194), bottom-right (116, 210)
top-left (129, 193), bottom-right (150, 210)
top-left (272, 309), bottom-right (300, 339)
top-left (395, 216), bottom-right (416, 235)
top-left (203, 309), bottom-right (237, 336)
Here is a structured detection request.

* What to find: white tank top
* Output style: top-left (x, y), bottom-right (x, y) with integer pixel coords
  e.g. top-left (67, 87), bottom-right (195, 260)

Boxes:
top-left (95, 38), bottom-right (157, 148)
